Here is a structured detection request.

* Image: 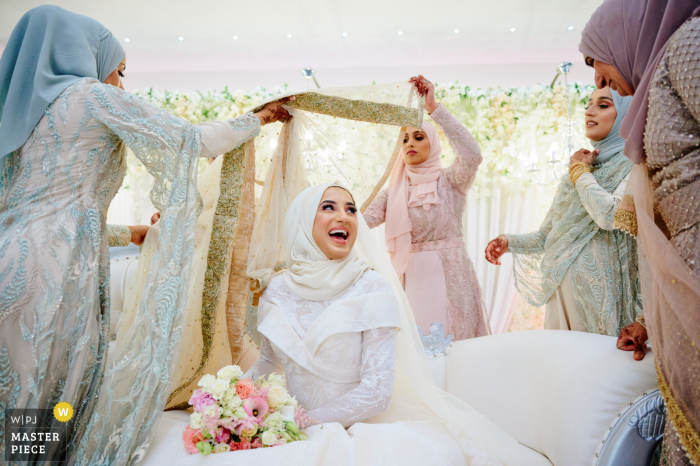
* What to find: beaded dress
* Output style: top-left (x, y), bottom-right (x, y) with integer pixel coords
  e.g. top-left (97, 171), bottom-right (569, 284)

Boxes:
top-left (364, 104), bottom-right (489, 340)
top-left (642, 17), bottom-right (700, 466)
top-left (0, 78), bottom-right (260, 461)
top-left (504, 153), bottom-right (642, 336)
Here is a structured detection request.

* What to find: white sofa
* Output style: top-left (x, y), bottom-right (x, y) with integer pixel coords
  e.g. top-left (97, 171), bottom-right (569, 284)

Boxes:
top-left (425, 330), bottom-right (662, 466)
top-left (109, 246), bottom-right (664, 466)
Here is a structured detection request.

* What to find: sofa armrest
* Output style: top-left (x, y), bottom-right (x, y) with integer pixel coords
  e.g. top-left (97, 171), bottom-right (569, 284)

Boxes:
top-left (443, 330), bottom-right (658, 466)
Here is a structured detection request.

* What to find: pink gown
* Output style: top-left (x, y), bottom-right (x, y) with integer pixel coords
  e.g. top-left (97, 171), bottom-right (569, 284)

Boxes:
top-left (364, 104), bottom-right (489, 340)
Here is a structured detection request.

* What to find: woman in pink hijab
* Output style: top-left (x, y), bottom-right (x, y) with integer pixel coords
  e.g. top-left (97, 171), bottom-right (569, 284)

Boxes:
top-left (580, 1), bottom-right (700, 465)
top-left (364, 75), bottom-right (489, 340)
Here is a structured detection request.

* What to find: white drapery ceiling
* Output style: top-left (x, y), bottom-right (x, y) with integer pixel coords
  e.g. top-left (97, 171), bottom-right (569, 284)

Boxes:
top-left (0, 0), bottom-right (603, 90)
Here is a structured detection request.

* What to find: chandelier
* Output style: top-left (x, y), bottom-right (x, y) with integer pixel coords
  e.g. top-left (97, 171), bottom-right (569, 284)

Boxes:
top-left (528, 62), bottom-right (574, 186)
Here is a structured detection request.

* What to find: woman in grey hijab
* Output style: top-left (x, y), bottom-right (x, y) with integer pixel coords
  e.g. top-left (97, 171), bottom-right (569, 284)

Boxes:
top-left (0, 6), bottom-right (288, 463)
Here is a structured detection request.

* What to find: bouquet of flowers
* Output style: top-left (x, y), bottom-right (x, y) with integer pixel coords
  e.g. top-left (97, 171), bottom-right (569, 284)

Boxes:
top-left (182, 365), bottom-right (314, 455)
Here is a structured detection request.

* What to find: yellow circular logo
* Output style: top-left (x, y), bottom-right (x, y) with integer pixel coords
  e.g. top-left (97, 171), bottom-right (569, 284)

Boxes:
top-left (53, 402), bottom-right (73, 422)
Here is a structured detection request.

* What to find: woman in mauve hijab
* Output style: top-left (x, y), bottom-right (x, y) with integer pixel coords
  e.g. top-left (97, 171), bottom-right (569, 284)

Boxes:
top-left (0, 6), bottom-right (288, 463)
top-left (580, 1), bottom-right (700, 464)
top-left (364, 75), bottom-right (489, 341)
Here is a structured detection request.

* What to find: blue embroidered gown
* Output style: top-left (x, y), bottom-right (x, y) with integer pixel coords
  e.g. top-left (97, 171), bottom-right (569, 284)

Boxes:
top-left (0, 78), bottom-right (260, 460)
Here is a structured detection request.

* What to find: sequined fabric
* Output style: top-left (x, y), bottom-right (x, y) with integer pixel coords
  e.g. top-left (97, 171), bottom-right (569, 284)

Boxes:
top-left (504, 153), bottom-right (642, 336)
top-left (0, 77), bottom-right (259, 464)
top-left (644, 16), bottom-right (700, 466)
top-left (646, 17), bottom-right (700, 277)
top-left (0, 80), bottom-right (129, 460)
top-left (107, 224), bottom-right (131, 247)
top-left (364, 105), bottom-right (489, 340)
top-left (285, 92), bottom-right (422, 128)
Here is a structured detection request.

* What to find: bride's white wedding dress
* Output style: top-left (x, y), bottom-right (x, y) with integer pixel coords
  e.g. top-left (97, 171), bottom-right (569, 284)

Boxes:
top-left (250, 271), bottom-right (400, 427)
top-left (143, 271), bottom-right (476, 466)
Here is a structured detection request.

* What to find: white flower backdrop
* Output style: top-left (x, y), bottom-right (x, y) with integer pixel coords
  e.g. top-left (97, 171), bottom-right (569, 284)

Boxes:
top-left (107, 82), bottom-right (596, 332)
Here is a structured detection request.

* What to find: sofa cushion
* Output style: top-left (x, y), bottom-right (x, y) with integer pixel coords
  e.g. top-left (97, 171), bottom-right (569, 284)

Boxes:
top-left (108, 245), bottom-right (141, 342)
top-left (444, 330), bottom-right (657, 466)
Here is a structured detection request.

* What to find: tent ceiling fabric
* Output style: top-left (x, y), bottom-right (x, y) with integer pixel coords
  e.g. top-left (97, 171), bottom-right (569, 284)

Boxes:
top-left (0, 0), bottom-right (604, 75)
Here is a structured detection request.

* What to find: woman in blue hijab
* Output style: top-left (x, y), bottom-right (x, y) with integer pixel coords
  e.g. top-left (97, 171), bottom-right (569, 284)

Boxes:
top-left (485, 87), bottom-right (643, 337)
top-left (0, 6), bottom-right (288, 464)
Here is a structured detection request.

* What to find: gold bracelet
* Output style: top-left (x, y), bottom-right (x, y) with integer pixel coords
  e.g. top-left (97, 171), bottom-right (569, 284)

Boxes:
top-left (569, 162), bottom-right (591, 185)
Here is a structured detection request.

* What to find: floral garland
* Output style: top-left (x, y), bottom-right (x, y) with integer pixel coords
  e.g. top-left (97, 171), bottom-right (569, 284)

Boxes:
top-left (116, 82), bottom-right (595, 225)
top-left (433, 82), bottom-right (595, 197)
top-left (133, 82), bottom-right (594, 196)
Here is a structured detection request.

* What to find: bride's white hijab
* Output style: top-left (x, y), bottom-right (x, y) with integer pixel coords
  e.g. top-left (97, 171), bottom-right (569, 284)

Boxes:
top-left (283, 182), bottom-right (372, 301)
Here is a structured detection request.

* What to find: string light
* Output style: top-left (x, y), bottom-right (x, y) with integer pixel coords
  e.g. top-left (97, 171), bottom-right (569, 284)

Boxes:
top-left (178, 36), bottom-right (184, 41)
top-left (454, 29), bottom-right (460, 34)
top-left (509, 27), bottom-right (516, 33)
top-left (124, 38), bottom-right (130, 43)
top-left (397, 31), bottom-right (404, 36)
top-left (286, 33), bottom-right (293, 39)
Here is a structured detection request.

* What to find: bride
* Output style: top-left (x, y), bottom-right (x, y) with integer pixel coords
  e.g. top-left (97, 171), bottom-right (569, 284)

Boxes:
top-left (145, 181), bottom-right (548, 465)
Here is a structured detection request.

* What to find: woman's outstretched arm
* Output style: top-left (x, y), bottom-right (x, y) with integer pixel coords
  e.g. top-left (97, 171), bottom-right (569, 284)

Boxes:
top-left (410, 75), bottom-right (483, 194)
top-left (432, 104), bottom-right (483, 194)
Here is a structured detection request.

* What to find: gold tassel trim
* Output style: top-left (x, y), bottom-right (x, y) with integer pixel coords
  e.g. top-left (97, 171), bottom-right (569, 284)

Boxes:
top-left (656, 359), bottom-right (700, 464)
top-left (613, 209), bottom-right (638, 237)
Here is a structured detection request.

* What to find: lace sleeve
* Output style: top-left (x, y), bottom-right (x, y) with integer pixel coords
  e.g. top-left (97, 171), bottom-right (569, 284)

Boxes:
top-left (307, 327), bottom-right (397, 428)
top-left (85, 81), bottom-right (202, 212)
top-left (363, 189), bottom-right (388, 228)
top-left (106, 224), bottom-right (131, 247)
top-left (197, 113), bottom-right (261, 158)
top-left (504, 196), bottom-right (556, 255)
top-left (575, 172), bottom-right (628, 230)
top-left (430, 104), bottom-right (483, 193)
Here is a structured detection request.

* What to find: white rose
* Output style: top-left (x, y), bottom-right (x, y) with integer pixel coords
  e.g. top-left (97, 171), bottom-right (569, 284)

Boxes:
top-left (214, 443), bottom-right (230, 453)
top-left (204, 404), bottom-right (219, 418)
top-left (261, 430), bottom-right (278, 446)
top-left (265, 412), bottom-right (284, 430)
top-left (264, 373), bottom-right (285, 388)
top-left (217, 365), bottom-right (243, 382)
top-left (222, 407), bottom-right (233, 417)
top-left (267, 384), bottom-right (290, 408)
top-left (227, 394), bottom-right (242, 410)
top-left (197, 374), bottom-right (216, 389)
top-left (221, 388), bottom-right (235, 403)
top-left (208, 379), bottom-right (229, 400)
top-left (190, 412), bottom-right (203, 430)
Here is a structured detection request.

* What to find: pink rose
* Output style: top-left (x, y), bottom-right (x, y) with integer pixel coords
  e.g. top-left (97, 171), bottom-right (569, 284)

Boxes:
top-left (215, 427), bottom-right (231, 444)
top-left (182, 425), bottom-right (204, 454)
top-left (251, 437), bottom-right (263, 449)
top-left (229, 438), bottom-right (252, 451)
top-left (189, 389), bottom-right (216, 412)
top-left (235, 379), bottom-right (255, 400)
